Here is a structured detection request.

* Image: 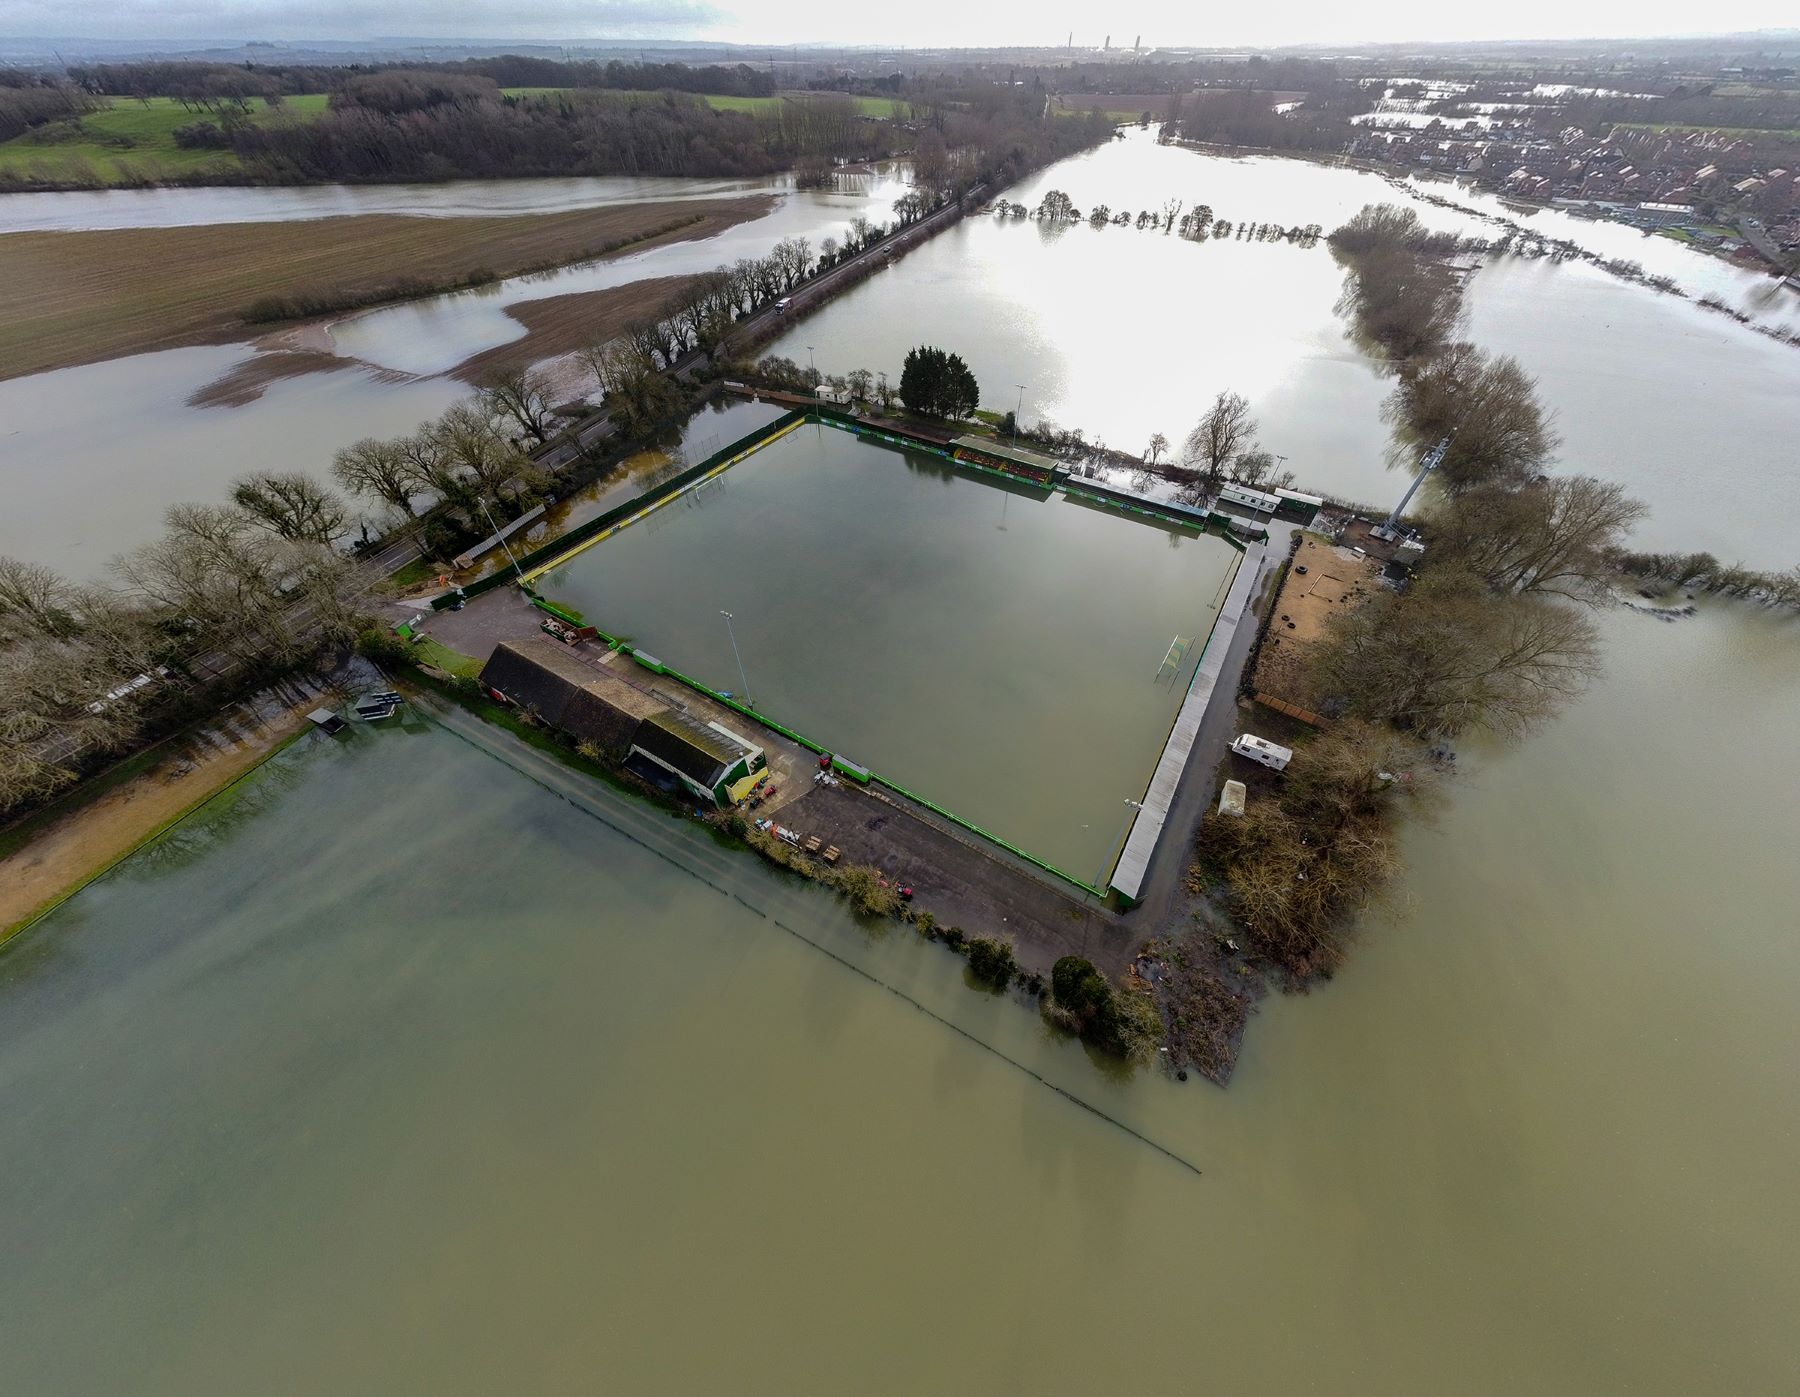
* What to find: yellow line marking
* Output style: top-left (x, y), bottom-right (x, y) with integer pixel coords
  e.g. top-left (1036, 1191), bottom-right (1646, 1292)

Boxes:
top-left (523, 418), bottom-right (806, 582)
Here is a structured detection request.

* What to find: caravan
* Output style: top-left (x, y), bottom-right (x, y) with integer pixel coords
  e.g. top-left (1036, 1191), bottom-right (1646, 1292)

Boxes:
top-left (1230, 733), bottom-right (1293, 771)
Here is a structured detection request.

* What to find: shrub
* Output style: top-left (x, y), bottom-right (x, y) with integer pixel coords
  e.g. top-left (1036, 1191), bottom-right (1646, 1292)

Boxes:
top-left (1050, 955), bottom-right (1161, 1061)
top-left (1051, 955), bottom-right (1111, 1020)
top-left (940, 925), bottom-right (966, 950)
top-left (354, 626), bottom-right (409, 665)
top-left (965, 936), bottom-right (1017, 989)
top-left (833, 864), bottom-right (901, 918)
top-left (915, 910), bottom-right (937, 937)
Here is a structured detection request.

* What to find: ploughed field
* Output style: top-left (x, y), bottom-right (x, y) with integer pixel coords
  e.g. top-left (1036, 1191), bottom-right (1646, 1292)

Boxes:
top-left (0, 196), bottom-right (771, 381)
top-left (539, 424), bottom-right (1239, 878)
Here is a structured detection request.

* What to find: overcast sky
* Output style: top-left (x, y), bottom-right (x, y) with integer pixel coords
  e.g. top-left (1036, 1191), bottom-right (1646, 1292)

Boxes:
top-left (3, 0), bottom-right (1795, 48)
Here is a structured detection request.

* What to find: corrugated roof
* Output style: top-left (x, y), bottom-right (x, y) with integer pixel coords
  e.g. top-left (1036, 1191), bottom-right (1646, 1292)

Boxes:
top-left (479, 636), bottom-right (593, 723)
top-left (951, 435), bottom-right (1066, 475)
top-left (482, 635), bottom-right (674, 759)
top-left (634, 709), bottom-right (751, 788)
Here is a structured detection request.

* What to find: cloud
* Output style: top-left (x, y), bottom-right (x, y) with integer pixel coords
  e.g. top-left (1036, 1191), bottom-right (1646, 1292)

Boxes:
top-left (0, 0), bottom-right (727, 41)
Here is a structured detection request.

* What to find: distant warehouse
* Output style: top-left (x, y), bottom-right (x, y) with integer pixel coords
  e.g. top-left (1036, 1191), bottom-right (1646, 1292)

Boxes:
top-left (480, 636), bottom-right (764, 806)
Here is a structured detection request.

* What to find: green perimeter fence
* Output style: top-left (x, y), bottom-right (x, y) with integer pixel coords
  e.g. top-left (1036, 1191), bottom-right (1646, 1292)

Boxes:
top-left (516, 588), bottom-right (1109, 897)
top-left (470, 405), bottom-right (1259, 895)
top-left (436, 404), bottom-right (1256, 614)
top-left (432, 408), bottom-right (810, 610)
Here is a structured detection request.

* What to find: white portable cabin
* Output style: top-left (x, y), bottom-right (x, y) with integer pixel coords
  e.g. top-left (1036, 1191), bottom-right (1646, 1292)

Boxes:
top-left (1218, 484), bottom-right (1282, 514)
top-left (1273, 487), bottom-right (1325, 517)
top-left (1218, 779), bottom-right (1247, 817)
top-left (1230, 734), bottom-right (1293, 771)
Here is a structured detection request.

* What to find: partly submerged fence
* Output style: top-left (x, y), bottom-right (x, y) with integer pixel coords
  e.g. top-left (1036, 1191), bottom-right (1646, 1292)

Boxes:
top-left (444, 404), bottom-right (1263, 613)
top-left (432, 409), bottom-right (810, 609)
top-left (466, 406), bottom-right (1265, 897)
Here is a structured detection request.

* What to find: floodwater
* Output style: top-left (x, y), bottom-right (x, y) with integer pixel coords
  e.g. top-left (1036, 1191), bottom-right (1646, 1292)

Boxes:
top-left (4, 105), bottom-right (1798, 1397)
top-left (0, 171), bottom-right (797, 233)
top-left (0, 348), bottom-right (466, 576)
top-left (1, 595), bottom-right (1795, 1394)
top-left (2, 167), bottom-right (910, 575)
top-left (770, 129), bottom-right (1800, 566)
top-left (12, 129), bottom-right (1797, 574)
top-left (329, 165), bottom-right (912, 375)
top-left (540, 423), bottom-right (1238, 877)
top-left (1465, 256), bottom-right (1800, 563)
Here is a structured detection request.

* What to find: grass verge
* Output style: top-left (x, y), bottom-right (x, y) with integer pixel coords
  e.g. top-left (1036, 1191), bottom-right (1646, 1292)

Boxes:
top-left (0, 726), bottom-right (308, 946)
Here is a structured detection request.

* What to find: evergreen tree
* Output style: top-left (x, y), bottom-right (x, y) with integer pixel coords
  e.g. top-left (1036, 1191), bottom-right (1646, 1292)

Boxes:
top-left (898, 345), bottom-right (981, 419)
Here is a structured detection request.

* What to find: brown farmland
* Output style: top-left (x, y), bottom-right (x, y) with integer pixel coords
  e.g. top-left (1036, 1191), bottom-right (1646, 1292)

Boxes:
top-left (0, 196), bottom-right (773, 381)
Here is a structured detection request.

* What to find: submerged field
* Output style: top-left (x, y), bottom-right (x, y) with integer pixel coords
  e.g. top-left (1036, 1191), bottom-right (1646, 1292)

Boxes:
top-left (538, 424), bottom-right (1239, 878)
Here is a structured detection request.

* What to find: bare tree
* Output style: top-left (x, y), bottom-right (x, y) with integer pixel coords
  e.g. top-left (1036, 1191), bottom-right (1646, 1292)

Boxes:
top-left (478, 366), bottom-right (558, 444)
top-left (1161, 196), bottom-right (1183, 232)
top-left (1386, 343), bottom-right (1559, 492)
top-left (116, 504), bottom-right (359, 669)
top-left (1230, 449), bottom-right (1295, 491)
top-left (592, 342), bottom-right (682, 438)
top-left (0, 556), bottom-right (79, 641)
top-left (230, 471), bottom-right (349, 544)
top-left (332, 438), bottom-right (418, 518)
top-left (1145, 432), bottom-right (1169, 466)
top-left (1434, 475), bottom-right (1647, 603)
top-left (0, 635), bottom-right (145, 812)
top-left (396, 425), bottom-right (470, 511)
top-left (1182, 390), bottom-right (1256, 497)
top-left (1309, 566), bottom-right (1600, 738)
top-left (431, 404), bottom-right (538, 508)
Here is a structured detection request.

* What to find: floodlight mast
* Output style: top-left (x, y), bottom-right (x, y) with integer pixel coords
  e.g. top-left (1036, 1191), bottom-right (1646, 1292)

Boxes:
top-left (1374, 436), bottom-right (1451, 541)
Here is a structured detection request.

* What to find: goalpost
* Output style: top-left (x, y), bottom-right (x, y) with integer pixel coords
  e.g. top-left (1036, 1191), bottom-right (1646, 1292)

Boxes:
top-left (1154, 635), bottom-right (1193, 684)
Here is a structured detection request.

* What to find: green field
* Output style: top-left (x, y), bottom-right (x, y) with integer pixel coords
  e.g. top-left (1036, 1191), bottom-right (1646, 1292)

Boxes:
top-left (1614, 120), bottom-right (1800, 139)
top-left (0, 87), bottom-right (913, 185)
top-left (0, 93), bottom-right (329, 184)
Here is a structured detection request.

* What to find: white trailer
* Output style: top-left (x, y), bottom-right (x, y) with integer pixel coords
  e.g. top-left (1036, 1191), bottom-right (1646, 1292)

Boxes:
top-left (1230, 733), bottom-right (1293, 771)
top-left (1219, 484), bottom-right (1281, 514)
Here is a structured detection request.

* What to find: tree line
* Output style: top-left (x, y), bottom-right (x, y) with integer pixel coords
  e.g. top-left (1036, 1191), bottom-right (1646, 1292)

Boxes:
top-left (0, 76), bottom-right (95, 142)
top-left (1200, 201), bottom-right (1657, 980)
top-left (992, 188), bottom-right (1324, 246)
top-left (0, 515), bottom-right (367, 818)
top-left (0, 366), bottom-right (590, 816)
top-left (228, 89), bottom-right (877, 183)
top-left (57, 57), bottom-right (778, 103)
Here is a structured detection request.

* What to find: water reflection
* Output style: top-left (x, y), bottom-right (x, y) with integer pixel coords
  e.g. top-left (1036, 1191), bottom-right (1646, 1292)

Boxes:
top-left (772, 129), bottom-right (1800, 565)
top-left (0, 347), bottom-right (466, 576)
top-left (328, 169), bottom-right (914, 374)
top-left (0, 599), bottom-right (1794, 1394)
